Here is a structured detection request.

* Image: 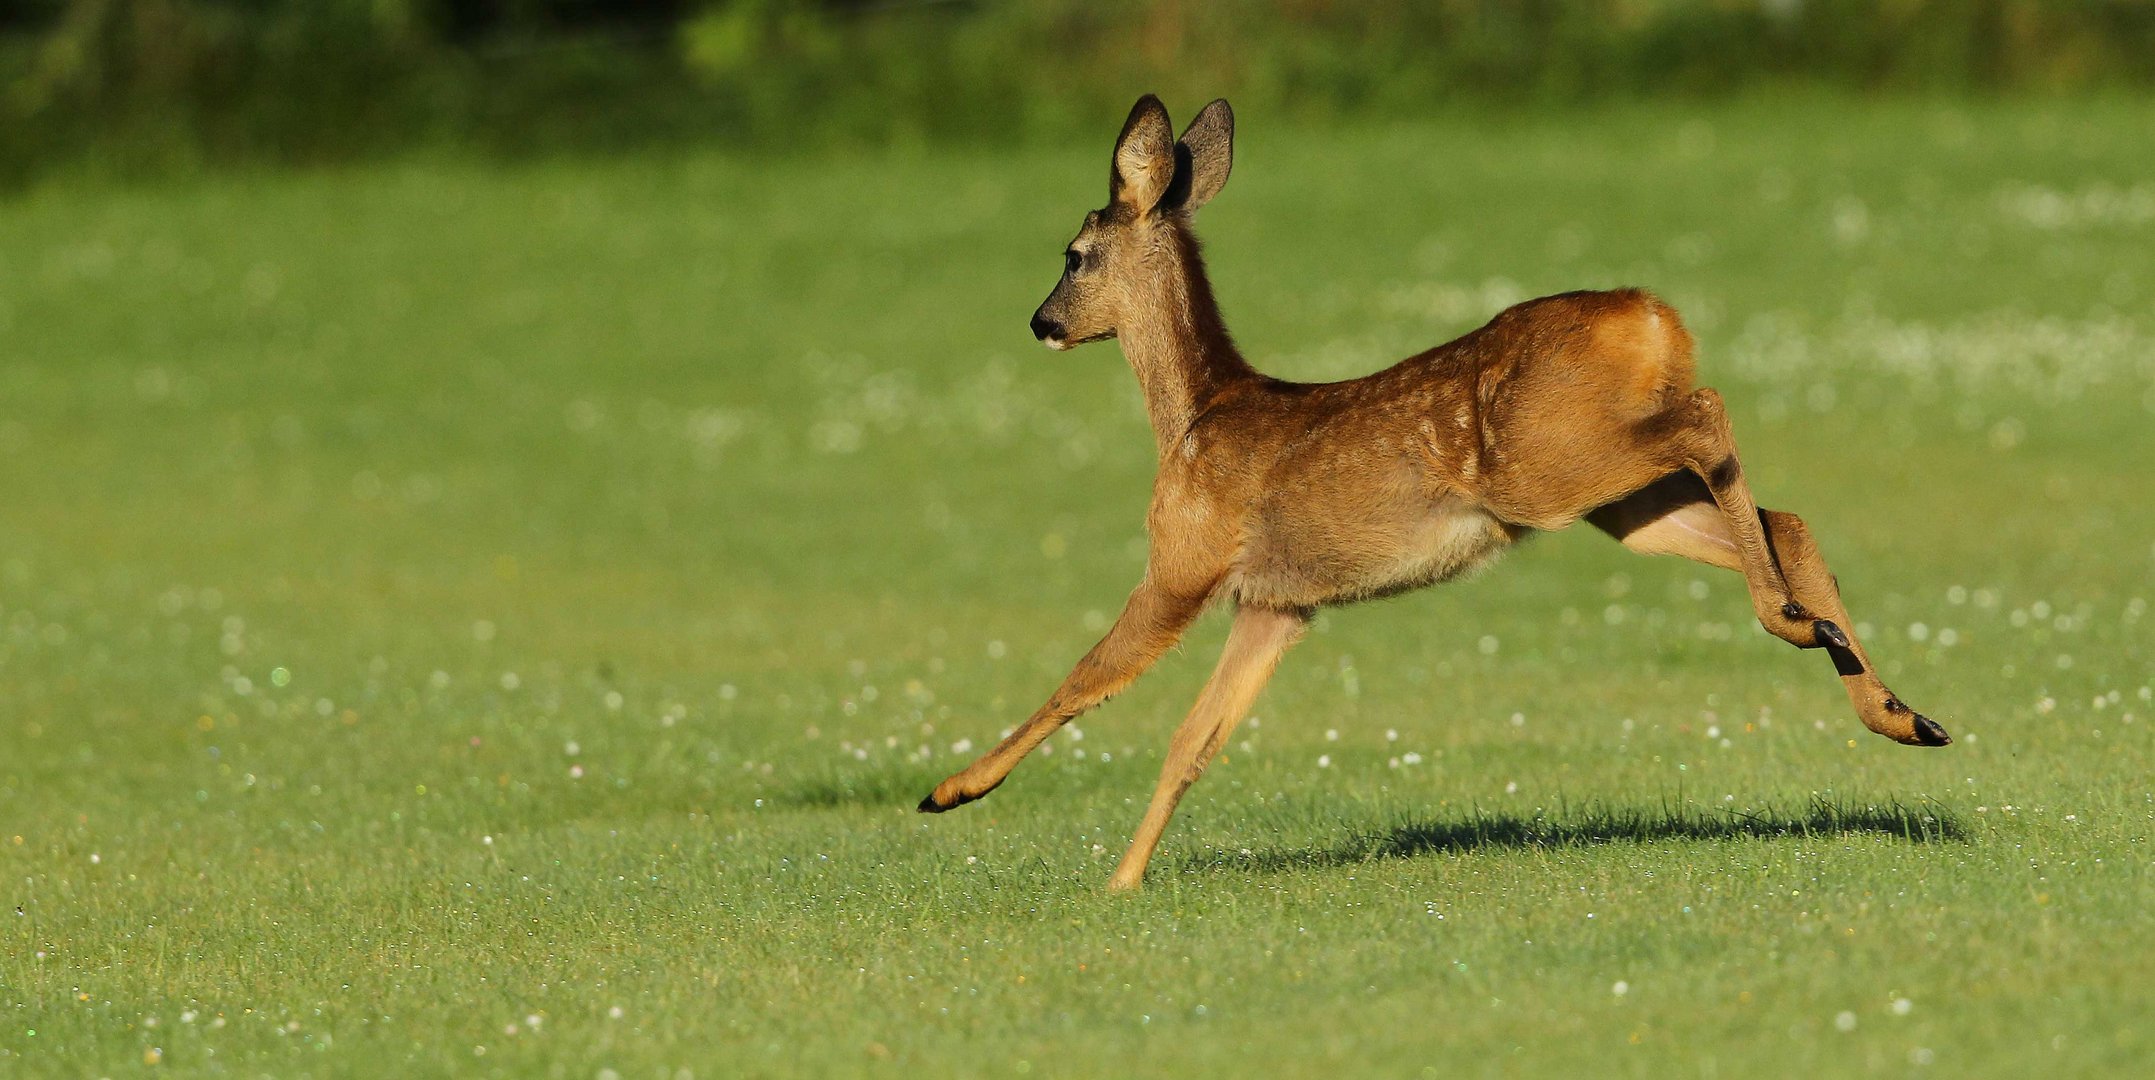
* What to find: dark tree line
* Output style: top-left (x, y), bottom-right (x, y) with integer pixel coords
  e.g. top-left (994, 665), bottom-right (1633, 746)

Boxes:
top-left (4, 1), bottom-right (2153, 182)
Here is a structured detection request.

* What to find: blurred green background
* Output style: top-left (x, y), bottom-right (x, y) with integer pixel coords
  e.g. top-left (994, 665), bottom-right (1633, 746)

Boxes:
top-left (8, 0), bottom-right (2155, 182)
top-left (4, 4), bottom-right (2154, 1078)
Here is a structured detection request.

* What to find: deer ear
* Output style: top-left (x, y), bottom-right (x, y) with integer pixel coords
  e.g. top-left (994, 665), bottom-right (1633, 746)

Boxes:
top-left (1111, 95), bottom-right (1176, 213)
top-left (1171, 99), bottom-right (1233, 213)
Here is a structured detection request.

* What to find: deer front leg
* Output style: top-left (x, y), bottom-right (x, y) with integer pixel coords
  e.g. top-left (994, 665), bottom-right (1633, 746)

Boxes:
top-left (1108, 605), bottom-right (1306, 891)
top-left (918, 575), bottom-right (1211, 813)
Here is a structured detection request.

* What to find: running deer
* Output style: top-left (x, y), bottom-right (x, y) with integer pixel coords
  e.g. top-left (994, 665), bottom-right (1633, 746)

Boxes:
top-left (919, 95), bottom-right (1950, 891)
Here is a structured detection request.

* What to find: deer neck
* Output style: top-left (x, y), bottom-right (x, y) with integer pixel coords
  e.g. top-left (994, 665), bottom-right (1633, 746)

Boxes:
top-left (1116, 229), bottom-right (1252, 455)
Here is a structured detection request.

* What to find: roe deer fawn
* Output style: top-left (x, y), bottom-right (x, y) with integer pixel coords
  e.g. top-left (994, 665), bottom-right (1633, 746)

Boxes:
top-left (920, 95), bottom-right (1950, 891)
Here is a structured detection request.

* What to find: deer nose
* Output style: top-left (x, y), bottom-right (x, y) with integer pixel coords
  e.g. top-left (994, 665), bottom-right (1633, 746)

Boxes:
top-left (1030, 313), bottom-right (1064, 342)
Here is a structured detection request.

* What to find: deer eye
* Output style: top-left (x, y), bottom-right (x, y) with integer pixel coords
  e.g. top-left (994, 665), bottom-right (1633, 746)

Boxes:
top-left (1065, 250), bottom-right (1083, 275)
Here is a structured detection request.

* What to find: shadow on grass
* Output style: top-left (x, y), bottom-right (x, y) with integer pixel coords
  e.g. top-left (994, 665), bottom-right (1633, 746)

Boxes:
top-left (1203, 797), bottom-right (1967, 875)
top-left (778, 763), bottom-right (946, 809)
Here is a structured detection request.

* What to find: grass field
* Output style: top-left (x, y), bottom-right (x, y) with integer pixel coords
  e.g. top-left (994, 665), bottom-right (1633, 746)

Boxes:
top-left (2, 95), bottom-right (2152, 1077)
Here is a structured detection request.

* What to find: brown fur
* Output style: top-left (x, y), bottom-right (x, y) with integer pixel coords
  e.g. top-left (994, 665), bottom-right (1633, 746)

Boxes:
top-left (932, 96), bottom-right (1950, 891)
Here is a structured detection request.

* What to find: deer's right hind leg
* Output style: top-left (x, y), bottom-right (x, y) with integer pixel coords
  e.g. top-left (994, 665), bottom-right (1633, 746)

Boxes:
top-left (1588, 471), bottom-right (1950, 747)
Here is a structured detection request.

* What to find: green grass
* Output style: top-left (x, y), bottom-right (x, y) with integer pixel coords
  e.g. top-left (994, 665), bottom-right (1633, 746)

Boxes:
top-left (2, 95), bottom-right (2151, 1077)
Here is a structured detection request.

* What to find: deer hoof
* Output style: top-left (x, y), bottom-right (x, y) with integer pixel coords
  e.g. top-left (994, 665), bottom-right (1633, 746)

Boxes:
top-left (1909, 713), bottom-right (1952, 747)
top-left (918, 781), bottom-right (990, 813)
top-left (1813, 619), bottom-right (1852, 650)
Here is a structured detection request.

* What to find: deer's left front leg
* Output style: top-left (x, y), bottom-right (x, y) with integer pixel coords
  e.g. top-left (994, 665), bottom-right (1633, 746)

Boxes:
top-left (1108, 605), bottom-right (1307, 891)
top-left (919, 574), bottom-right (1211, 813)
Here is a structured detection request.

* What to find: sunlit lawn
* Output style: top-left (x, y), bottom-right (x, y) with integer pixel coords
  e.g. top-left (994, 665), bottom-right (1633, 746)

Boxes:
top-left (2, 95), bottom-right (2151, 1077)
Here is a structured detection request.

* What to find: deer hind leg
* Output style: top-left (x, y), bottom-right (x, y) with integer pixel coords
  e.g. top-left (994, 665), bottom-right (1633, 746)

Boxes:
top-left (1646, 388), bottom-right (1843, 651)
top-left (1108, 605), bottom-right (1306, 891)
top-left (1588, 472), bottom-right (1950, 746)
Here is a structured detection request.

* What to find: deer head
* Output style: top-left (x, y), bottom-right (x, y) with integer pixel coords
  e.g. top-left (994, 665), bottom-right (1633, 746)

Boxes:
top-left (1030, 95), bottom-right (1235, 351)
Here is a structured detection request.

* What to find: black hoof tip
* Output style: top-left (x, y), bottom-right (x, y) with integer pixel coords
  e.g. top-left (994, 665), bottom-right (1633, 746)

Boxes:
top-left (917, 794), bottom-right (948, 814)
top-left (1912, 714), bottom-right (1952, 747)
top-left (1814, 619), bottom-right (1852, 650)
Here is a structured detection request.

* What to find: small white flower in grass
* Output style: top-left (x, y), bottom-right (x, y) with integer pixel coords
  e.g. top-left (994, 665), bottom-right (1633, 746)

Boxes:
top-left (1835, 1011), bottom-right (1858, 1032)
top-left (1478, 635), bottom-right (1500, 655)
top-left (1317, 755), bottom-right (1332, 768)
top-left (965, 856), bottom-right (978, 865)
top-left (608, 1006), bottom-right (624, 1020)
top-left (1403, 753), bottom-right (1422, 766)
top-left (569, 765), bottom-right (584, 779)
top-left (482, 835), bottom-right (493, 846)
top-left (1505, 781), bottom-right (1518, 794)
top-left (565, 740), bottom-right (580, 756)
top-left (1325, 729), bottom-right (1338, 741)
top-left (951, 738), bottom-right (973, 754)
top-left (89, 853), bottom-right (100, 864)
top-left (1612, 981), bottom-right (1629, 997)
top-left (1892, 998), bottom-right (1912, 1016)
top-left (1386, 728), bottom-right (1398, 742)
top-left (180, 1011), bottom-right (197, 1024)
top-left (526, 1014), bottom-right (542, 1030)
top-left (1908, 622), bottom-right (1930, 642)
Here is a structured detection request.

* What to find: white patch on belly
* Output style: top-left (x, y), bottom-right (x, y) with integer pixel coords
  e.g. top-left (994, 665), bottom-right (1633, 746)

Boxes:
top-left (1379, 501), bottom-right (1516, 591)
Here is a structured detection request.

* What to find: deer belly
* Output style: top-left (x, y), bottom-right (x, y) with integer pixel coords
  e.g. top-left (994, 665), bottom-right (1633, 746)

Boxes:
top-left (1377, 502), bottom-right (1517, 591)
top-left (1232, 499), bottom-right (1519, 608)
